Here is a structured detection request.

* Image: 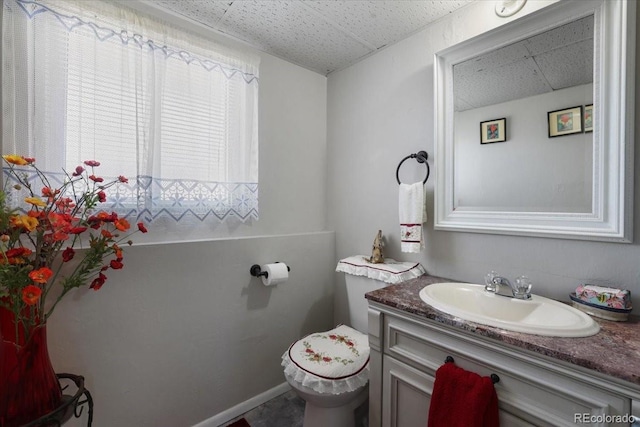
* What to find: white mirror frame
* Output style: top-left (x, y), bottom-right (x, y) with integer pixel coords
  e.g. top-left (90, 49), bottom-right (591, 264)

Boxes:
top-left (434, 0), bottom-right (635, 242)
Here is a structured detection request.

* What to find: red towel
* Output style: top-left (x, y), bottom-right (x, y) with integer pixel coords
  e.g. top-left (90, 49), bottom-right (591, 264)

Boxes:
top-left (427, 362), bottom-right (500, 427)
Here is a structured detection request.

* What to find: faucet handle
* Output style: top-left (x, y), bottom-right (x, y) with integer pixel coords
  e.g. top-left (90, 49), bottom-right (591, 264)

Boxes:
top-left (484, 271), bottom-right (499, 292)
top-left (514, 276), bottom-right (532, 299)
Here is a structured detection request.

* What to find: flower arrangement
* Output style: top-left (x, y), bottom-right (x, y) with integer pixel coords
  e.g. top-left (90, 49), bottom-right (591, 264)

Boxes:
top-left (0, 154), bottom-right (147, 343)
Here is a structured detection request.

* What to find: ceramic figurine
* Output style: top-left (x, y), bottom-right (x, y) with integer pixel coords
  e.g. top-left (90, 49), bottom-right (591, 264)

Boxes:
top-left (365, 230), bottom-right (384, 264)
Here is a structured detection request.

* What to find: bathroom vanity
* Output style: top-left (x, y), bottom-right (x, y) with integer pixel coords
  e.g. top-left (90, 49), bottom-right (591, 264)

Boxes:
top-left (365, 275), bottom-right (640, 427)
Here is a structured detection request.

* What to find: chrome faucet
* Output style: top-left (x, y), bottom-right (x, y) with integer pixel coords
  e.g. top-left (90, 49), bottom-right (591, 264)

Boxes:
top-left (484, 271), bottom-right (532, 300)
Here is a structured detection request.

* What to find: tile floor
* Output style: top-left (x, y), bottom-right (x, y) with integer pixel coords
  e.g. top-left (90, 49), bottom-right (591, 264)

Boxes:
top-left (223, 390), bottom-right (304, 427)
top-left (223, 389), bottom-right (369, 427)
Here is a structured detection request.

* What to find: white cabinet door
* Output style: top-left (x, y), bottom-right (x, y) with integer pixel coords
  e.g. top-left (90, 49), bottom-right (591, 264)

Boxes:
top-left (382, 355), bottom-right (432, 427)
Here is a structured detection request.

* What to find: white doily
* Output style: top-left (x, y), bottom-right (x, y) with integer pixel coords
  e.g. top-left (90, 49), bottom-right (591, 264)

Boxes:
top-left (282, 325), bottom-right (369, 395)
top-left (336, 256), bottom-right (425, 284)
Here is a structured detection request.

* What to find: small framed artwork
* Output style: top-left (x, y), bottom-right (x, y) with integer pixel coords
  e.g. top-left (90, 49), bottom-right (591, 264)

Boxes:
top-left (548, 105), bottom-right (583, 138)
top-left (584, 104), bottom-right (593, 132)
top-left (480, 118), bottom-right (506, 144)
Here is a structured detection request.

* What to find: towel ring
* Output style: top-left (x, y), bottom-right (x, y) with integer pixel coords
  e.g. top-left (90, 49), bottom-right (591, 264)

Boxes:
top-left (444, 356), bottom-right (500, 384)
top-left (396, 151), bottom-right (430, 185)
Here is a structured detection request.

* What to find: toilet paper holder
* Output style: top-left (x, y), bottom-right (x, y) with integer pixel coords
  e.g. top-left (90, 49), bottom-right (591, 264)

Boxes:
top-left (250, 262), bottom-right (291, 278)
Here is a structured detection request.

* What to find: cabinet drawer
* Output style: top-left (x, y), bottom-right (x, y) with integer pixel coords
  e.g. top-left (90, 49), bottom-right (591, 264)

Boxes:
top-left (383, 313), bottom-right (631, 426)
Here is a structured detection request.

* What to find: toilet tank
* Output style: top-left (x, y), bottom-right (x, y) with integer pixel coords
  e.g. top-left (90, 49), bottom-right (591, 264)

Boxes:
top-left (337, 256), bottom-right (426, 333)
top-left (345, 274), bottom-right (388, 333)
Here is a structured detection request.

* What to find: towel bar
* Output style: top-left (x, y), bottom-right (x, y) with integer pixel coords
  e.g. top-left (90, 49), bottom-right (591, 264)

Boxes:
top-left (396, 151), bottom-right (430, 184)
top-left (444, 356), bottom-right (500, 384)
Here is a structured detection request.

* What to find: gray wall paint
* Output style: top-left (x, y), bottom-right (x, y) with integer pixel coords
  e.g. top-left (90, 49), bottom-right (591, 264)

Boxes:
top-left (49, 232), bottom-right (335, 427)
top-left (328, 0), bottom-right (640, 326)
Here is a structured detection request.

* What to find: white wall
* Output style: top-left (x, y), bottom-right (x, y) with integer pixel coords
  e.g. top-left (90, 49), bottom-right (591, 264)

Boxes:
top-left (42, 25), bottom-right (332, 427)
top-left (327, 0), bottom-right (640, 326)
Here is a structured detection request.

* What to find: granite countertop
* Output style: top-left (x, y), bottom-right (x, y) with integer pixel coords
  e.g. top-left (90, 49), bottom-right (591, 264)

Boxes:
top-left (365, 275), bottom-right (640, 387)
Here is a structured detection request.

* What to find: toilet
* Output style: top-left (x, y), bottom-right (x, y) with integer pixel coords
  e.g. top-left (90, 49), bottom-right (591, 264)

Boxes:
top-left (281, 255), bottom-right (425, 427)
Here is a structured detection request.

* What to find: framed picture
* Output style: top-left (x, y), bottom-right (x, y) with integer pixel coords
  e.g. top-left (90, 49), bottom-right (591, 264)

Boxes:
top-left (548, 106), bottom-right (583, 137)
top-left (584, 104), bottom-right (593, 132)
top-left (480, 118), bottom-right (506, 144)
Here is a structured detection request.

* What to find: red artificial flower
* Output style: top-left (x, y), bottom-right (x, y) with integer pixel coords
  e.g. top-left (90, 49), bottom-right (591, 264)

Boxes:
top-left (72, 166), bottom-right (85, 176)
top-left (89, 175), bottom-right (104, 183)
top-left (6, 247), bottom-right (33, 258)
top-left (22, 285), bottom-right (42, 305)
top-left (118, 175), bottom-right (128, 183)
top-left (55, 197), bottom-right (76, 211)
top-left (90, 273), bottom-right (107, 291)
top-left (110, 259), bottom-right (124, 270)
top-left (23, 157), bottom-right (35, 164)
top-left (84, 160), bottom-right (101, 167)
top-left (98, 211), bottom-right (117, 222)
top-left (42, 187), bottom-right (60, 198)
top-left (29, 267), bottom-right (54, 284)
top-left (3, 247), bottom-right (33, 265)
top-left (52, 231), bottom-right (69, 242)
top-left (137, 222), bottom-right (148, 233)
top-left (97, 190), bottom-right (106, 202)
top-left (62, 247), bottom-right (75, 262)
top-left (69, 226), bottom-right (88, 234)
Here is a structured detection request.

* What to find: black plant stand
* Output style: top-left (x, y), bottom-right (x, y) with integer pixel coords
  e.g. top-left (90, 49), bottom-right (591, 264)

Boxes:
top-left (22, 373), bottom-right (93, 426)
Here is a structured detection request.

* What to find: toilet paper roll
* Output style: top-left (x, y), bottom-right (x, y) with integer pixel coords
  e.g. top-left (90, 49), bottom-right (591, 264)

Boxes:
top-left (261, 263), bottom-right (289, 286)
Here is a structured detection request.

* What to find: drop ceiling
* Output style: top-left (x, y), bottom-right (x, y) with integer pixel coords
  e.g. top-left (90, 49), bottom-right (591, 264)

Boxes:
top-left (144, 0), bottom-right (475, 75)
top-left (454, 15), bottom-right (594, 111)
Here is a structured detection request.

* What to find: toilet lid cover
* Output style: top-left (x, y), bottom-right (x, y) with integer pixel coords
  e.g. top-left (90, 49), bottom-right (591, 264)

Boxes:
top-left (282, 325), bottom-right (370, 394)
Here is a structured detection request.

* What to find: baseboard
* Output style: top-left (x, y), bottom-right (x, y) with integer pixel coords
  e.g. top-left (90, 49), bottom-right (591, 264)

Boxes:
top-left (192, 382), bottom-right (291, 427)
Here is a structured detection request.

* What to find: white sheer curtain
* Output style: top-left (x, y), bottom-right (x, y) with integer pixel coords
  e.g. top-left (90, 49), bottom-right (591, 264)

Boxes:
top-left (2, 0), bottom-right (259, 232)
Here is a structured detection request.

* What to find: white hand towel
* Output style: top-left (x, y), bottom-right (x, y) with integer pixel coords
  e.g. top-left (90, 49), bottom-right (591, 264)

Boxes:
top-left (399, 182), bottom-right (427, 253)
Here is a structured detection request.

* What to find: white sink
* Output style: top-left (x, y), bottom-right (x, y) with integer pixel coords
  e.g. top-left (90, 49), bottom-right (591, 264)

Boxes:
top-left (419, 282), bottom-right (600, 337)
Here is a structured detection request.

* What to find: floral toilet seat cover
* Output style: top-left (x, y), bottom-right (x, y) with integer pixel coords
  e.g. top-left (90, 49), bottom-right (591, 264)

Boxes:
top-left (282, 325), bottom-right (370, 394)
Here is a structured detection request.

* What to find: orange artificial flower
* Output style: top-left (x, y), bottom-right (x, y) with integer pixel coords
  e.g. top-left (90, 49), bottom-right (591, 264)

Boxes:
top-left (112, 244), bottom-right (123, 259)
top-left (2, 154), bottom-right (29, 165)
top-left (24, 197), bottom-right (46, 207)
top-left (21, 285), bottom-right (42, 305)
top-left (29, 267), bottom-right (54, 284)
top-left (10, 215), bottom-right (39, 232)
top-left (114, 218), bottom-right (130, 232)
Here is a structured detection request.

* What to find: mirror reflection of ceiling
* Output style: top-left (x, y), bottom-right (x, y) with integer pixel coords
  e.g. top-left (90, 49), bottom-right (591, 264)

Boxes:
top-left (453, 15), bottom-right (593, 112)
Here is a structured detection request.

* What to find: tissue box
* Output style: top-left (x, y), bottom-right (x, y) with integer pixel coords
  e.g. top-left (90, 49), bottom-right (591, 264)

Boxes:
top-left (574, 284), bottom-right (632, 310)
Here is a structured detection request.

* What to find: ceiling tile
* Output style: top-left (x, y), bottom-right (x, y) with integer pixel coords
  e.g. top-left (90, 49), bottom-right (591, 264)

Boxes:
top-left (152, 0), bottom-right (232, 27)
top-left (217, 0), bottom-right (372, 74)
top-left (304, 0), bottom-right (473, 49)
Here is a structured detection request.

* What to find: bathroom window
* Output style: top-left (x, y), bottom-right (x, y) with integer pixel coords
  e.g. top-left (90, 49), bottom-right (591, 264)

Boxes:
top-left (2, 0), bottom-right (259, 230)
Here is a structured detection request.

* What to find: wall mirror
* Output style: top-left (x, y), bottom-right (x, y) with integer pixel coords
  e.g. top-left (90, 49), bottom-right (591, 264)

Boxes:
top-left (434, 0), bottom-right (635, 242)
